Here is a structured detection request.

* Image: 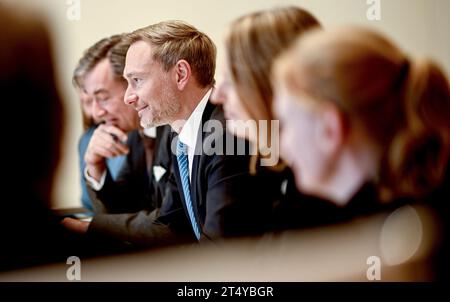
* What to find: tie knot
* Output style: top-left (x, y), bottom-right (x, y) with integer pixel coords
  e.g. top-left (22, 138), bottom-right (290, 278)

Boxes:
top-left (177, 140), bottom-right (188, 156)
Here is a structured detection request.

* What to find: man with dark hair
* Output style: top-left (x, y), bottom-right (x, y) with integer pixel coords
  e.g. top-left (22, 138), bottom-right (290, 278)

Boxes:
top-left (63, 35), bottom-right (174, 247)
top-left (73, 34), bottom-right (130, 212)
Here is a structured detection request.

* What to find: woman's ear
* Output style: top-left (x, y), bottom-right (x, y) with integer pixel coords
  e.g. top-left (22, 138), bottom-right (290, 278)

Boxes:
top-left (315, 103), bottom-right (347, 157)
top-left (174, 59), bottom-right (191, 90)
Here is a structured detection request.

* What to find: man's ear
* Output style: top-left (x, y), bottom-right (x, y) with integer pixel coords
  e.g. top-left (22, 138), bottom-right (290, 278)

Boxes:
top-left (315, 103), bottom-right (347, 157)
top-left (174, 59), bottom-right (191, 90)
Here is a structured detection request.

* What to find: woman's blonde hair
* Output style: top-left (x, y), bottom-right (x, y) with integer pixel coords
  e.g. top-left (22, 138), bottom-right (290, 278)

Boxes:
top-left (276, 26), bottom-right (450, 201)
top-left (226, 6), bottom-right (321, 172)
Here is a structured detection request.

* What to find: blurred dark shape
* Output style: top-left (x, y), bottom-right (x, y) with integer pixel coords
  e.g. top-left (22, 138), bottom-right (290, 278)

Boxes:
top-left (0, 5), bottom-right (125, 271)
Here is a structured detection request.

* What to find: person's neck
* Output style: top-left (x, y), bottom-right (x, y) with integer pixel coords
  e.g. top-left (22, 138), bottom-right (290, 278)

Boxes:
top-left (170, 85), bottom-right (211, 134)
top-left (317, 143), bottom-right (379, 207)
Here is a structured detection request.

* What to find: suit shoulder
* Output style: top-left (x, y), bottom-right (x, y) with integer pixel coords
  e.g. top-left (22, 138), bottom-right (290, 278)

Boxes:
top-left (204, 101), bottom-right (225, 124)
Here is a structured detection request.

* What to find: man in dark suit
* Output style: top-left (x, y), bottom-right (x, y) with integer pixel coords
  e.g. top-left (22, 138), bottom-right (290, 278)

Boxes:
top-left (62, 35), bottom-right (174, 243)
top-left (63, 35), bottom-right (181, 247)
top-left (73, 35), bottom-right (142, 213)
top-left (122, 20), bottom-right (270, 242)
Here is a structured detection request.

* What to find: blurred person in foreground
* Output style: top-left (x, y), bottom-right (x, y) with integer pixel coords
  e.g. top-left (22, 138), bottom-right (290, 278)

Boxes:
top-left (0, 5), bottom-right (125, 270)
top-left (273, 26), bottom-right (450, 280)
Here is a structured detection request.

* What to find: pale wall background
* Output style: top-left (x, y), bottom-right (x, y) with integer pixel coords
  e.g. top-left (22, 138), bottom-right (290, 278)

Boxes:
top-left (4, 0), bottom-right (449, 208)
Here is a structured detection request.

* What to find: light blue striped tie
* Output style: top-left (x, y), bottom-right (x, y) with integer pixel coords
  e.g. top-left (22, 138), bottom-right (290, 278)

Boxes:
top-left (176, 140), bottom-right (201, 240)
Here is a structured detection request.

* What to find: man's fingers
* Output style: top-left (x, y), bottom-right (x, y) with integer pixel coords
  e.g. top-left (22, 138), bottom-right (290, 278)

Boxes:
top-left (100, 125), bottom-right (128, 143)
top-left (89, 128), bottom-right (130, 157)
top-left (111, 139), bottom-right (130, 154)
top-left (61, 217), bottom-right (90, 234)
top-left (98, 139), bottom-right (129, 156)
top-left (96, 144), bottom-right (125, 158)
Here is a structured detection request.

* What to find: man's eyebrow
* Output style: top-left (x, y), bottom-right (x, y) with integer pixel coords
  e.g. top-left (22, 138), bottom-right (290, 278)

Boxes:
top-left (93, 88), bottom-right (108, 95)
top-left (124, 71), bottom-right (144, 78)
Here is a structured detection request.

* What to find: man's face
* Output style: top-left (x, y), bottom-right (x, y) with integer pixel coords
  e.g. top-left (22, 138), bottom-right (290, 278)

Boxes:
top-left (123, 41), bottom-right (181, 128)
top-left (77, 88), bottom-right (100, 124)
top-left (83, 58), bottom-right (139, 131)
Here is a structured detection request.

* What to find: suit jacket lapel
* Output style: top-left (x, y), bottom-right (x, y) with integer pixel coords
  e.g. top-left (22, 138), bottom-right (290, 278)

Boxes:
top-left (191, 100), bottom-right (215, 207)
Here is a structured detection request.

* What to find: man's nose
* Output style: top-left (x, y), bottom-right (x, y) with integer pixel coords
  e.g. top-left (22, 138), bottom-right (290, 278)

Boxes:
top-left (124, 90), bottom-right (138, 106)
top-left (92, 99), bottom-right (106, 120)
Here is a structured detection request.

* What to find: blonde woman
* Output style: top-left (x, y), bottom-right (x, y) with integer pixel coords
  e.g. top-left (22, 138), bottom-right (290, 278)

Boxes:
top-left (211, 6), bottom-right (339, 231)
top-left (273, 27), bottom-right (450, 279)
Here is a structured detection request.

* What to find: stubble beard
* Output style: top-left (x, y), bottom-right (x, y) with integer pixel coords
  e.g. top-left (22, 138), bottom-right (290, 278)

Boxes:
top-left (140, 91), bottom-right (181, 128)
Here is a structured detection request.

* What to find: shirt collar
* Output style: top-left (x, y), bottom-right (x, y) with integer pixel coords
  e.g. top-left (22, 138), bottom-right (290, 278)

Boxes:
top-left (142, 126), bottom-right (157, 138)
top-left (178, 88), bottom-right (212, 150)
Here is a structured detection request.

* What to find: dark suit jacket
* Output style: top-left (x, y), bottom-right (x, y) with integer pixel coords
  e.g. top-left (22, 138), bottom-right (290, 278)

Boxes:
top-left (88, 102), bottom-right (272, 246)
top-left (157, 101), bottom-right (272, 241)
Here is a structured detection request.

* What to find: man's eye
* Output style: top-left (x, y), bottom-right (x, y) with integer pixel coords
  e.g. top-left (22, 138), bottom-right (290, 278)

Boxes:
top-left (97, 98), bottom-right (109, 106)
top-left (133, 78), bottom-right (141, 84)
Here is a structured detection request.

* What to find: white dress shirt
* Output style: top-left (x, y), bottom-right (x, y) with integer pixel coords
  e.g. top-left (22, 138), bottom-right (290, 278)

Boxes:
top-left (177, 88), bottom-right (212, 181)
